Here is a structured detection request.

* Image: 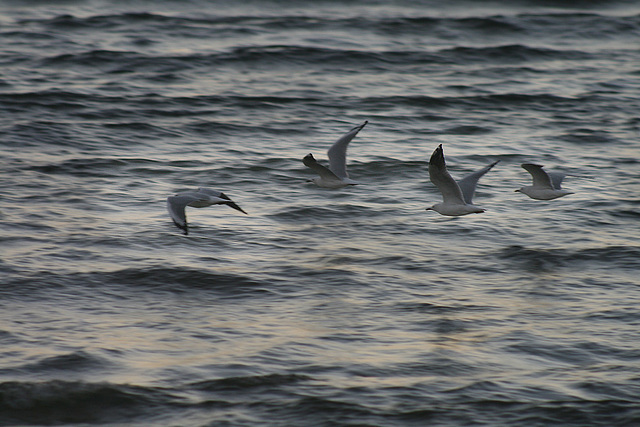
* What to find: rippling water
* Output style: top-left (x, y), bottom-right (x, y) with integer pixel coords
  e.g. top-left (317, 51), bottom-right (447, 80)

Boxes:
top-left (1, 0), bottom-right (640, 425)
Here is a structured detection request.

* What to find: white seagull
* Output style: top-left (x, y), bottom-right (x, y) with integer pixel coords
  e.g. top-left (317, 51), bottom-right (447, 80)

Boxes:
top-left (426, 144), bottom-right (499, 216)
top-left (167, 187), bottom-right (246, 235)
top-left (516, 163), bottom-right (573, 200)
top-left (303, 121), bottom-right (368, 188)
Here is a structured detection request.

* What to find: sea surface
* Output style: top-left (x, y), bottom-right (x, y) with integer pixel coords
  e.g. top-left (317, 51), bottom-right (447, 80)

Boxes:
top-left (1, 0), bottom-right (640, 425)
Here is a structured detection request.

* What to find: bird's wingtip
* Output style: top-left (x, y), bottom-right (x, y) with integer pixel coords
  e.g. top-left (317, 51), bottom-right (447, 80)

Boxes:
top-left (430, 144), bottom-right (445, 166)
top-left (485, 159), bottom-right (500, 170)
top-left (172, 220), bottom-right (188, 235)
top-left (226, 201), bottom-right (247, 215)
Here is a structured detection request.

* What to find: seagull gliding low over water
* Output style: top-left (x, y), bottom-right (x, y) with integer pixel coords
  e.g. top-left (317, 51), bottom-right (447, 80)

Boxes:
top-left (167, 188), bottom-right (247, 235)
top-left (516, 163), bottom-right (573, 200)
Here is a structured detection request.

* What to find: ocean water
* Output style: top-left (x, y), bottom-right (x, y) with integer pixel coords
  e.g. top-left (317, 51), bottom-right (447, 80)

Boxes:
top-left (1, 0), bottom-right (640, 425)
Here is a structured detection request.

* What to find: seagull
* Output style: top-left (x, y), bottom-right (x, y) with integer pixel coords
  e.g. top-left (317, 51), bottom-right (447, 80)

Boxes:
top-left (303, 121), bottom-right (368, 188)
top-left (516, 163), bottom-right (573, 200)
top-left (166, 188), bottom-right (246, 235)
top-left (426, 144), bottom-right (499, 216)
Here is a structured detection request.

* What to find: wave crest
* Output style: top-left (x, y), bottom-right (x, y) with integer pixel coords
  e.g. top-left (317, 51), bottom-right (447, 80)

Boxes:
top-left (0, 380), bottom-right (178, 425)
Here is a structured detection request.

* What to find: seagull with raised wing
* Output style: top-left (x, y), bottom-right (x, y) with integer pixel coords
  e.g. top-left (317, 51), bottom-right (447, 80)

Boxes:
top-left (516, 164), bottom-right (573, 200)
top-left (426, 144), bottom-right (499, 216)
top-left (167, 188), bottom-right (246, 235)
top-left (303, 121), bottom-right (368, 188)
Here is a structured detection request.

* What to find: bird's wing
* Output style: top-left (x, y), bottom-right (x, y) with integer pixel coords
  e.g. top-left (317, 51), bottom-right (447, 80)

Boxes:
top-left (457, 160), bottom-right (499, 204)
top-left (167, 194), bottom-right (203, 234)
top-left (219, 192), bottom-right (247, 214)
top-left (428, 144), bottom-right (466, 205)
top-left (197, 187), bottom-right (223, 198)
top-left (198, 188), bottom-right (247, 214)
top-left (303, 153), bottom-right (342, 181)
top-left (521, 164), bottom-right (553, 189)
top-left (547, 172), bottom-right (566, 190)
top-left (327, 121), bottom-right (367, 179)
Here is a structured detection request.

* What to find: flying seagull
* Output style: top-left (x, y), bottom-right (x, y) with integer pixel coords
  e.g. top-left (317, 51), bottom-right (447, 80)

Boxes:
top-left (516, 163), bottom-right (573, 200)
top-left (167, 187), bottom-right (246, 235)
top-left (303, 121), bottom-right (368, 188)
top-left (426, 144), bottom-right (499, 216)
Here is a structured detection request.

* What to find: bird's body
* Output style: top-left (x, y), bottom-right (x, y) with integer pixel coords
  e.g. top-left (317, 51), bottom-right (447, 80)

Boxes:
top-left (426, 144), bottom-right (498, 216)
top-left (516, 163), bottom-right (573, 200)
top-left (303, 121), bottom-right (367, 188)
top-left (166, 187), bottom-right (246, 235)
top-left (427, 201), bottom-right (486, 216)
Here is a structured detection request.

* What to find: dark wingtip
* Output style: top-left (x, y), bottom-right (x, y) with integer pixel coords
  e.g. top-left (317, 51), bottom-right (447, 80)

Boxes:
top-left (487, 159), bottom-right (500, 170)
top-left (302, 153), bottom-right (317, 167)
top-left (350, 121), bottom-right (368, 132)
top-left (429, 144), bottom-right (445, 166)
top-left (172, 220), bottom-right (188, 235)
top-left (227, 201), bottom-right (247, 215)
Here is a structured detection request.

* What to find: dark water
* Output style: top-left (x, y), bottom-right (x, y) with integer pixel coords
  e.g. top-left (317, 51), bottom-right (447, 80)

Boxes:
top-left (1, 0), bottom-right (640, 425)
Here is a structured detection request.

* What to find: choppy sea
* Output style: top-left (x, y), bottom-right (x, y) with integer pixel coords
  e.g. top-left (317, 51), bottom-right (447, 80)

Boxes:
top-left (1, 0), bottom-right (640, 425)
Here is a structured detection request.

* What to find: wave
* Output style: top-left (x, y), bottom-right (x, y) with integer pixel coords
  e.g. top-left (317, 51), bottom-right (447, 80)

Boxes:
top-left (269, 204), bottom-right (378, 223)
top-left (0, 87), bottom-right (616, 134)
top-left (0, 90), bottom-right (321, 120)
top-left (99, 267), bottom-right (274, 298)
top-left (21, 12), bottom-right (209, 29)
top-left (558, 128), bottom-right (617, 145)
top-left (497, 245), bottom-right (640, 271)
top-left (0, 380), bottom-right (180, 425)
top-left (17, 10), bottom-right (640, 38)
top-left (2, 351), bottom-right (110, 375)
top-left (190, 373), bottom-right (309, 392)
top-left (4, 267), bottom-right (273, 301)
top-left (27, 157), bottom-right (159, 177)
top-left (29, 40), bottom-right (596, 77)
top-left (442, 44), bottom-right (592, 63)
top-left (359, 93), bottom-right (590, 114)
top-left (2, 376), bottom-right (637, 426)
top-left (214, 43), bottom-right (589, 66)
